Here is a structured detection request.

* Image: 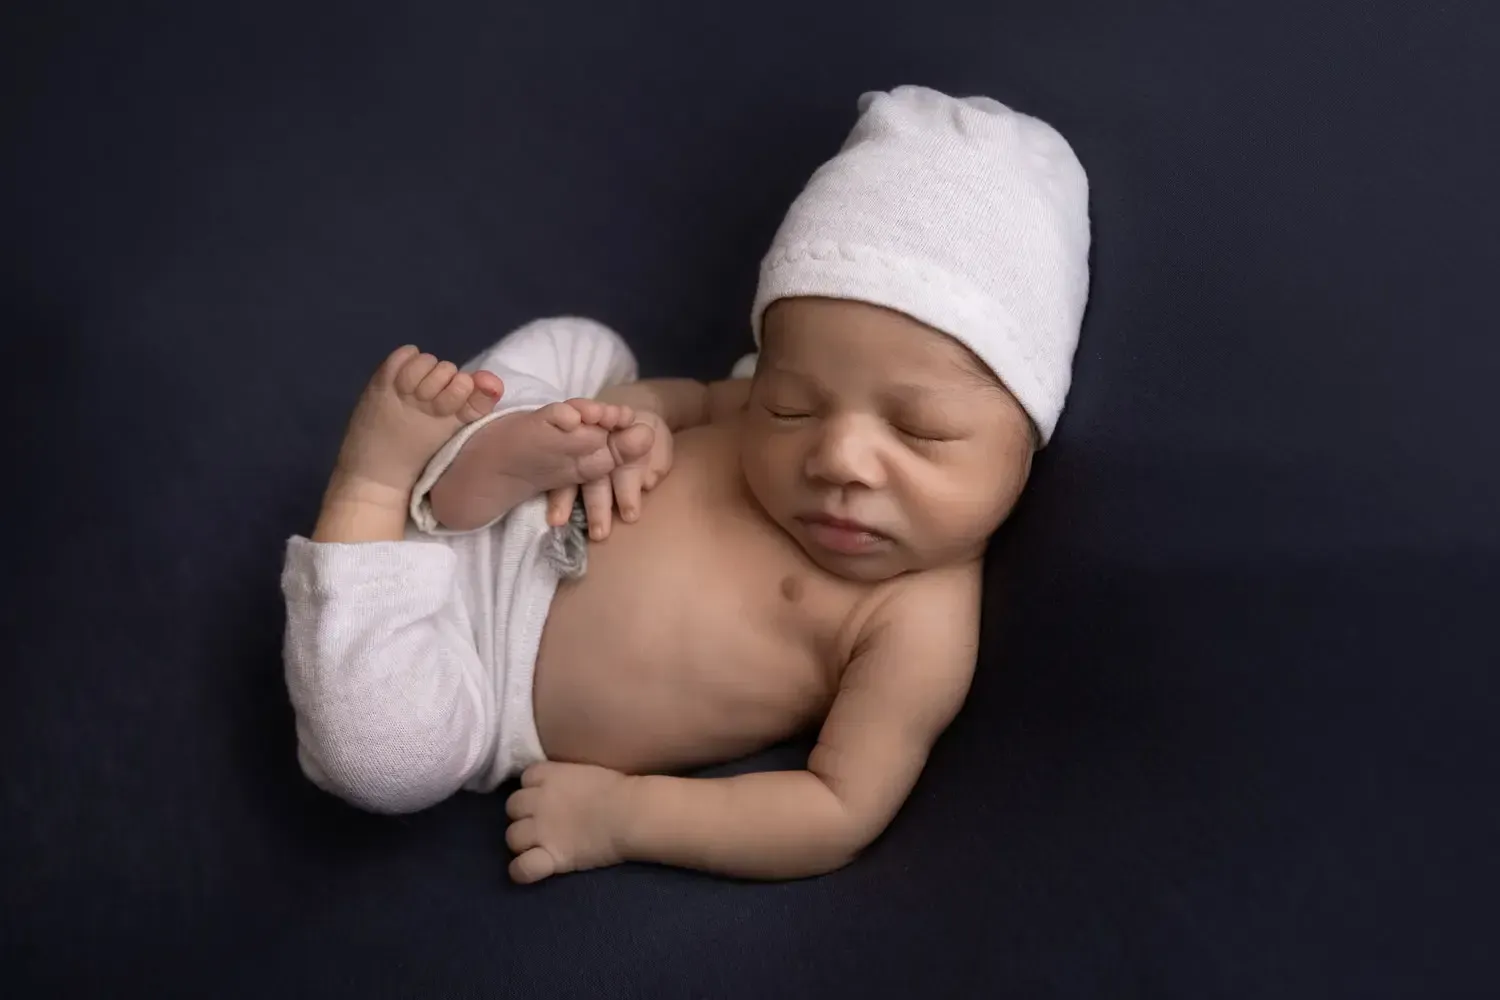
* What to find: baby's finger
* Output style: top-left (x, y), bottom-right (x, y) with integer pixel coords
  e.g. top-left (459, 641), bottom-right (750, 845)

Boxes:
top-left (546, 485), bottom-right (578, 527)
top-left (582, 478), bottom-right (614, 540)
top-left (505, 817), bottom-right (539, 854)
top-left (505, 788), bottom-right (538, 820)
top-left (611, 466), bottom-right (644, 523)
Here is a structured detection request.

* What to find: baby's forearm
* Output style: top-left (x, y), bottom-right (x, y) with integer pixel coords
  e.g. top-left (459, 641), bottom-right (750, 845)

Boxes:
top-left (619, 771), bottom-right (868, 880)
top-left (597, 379), bottom-right (708, 431)
top-left (598, 377), bottom-right (750, 430)
top-left (706, 378), bottom-right (751, 422)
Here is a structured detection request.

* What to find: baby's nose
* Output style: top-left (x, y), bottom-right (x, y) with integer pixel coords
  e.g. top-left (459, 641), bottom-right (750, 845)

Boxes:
top-left (806, 419), bottom-right (884, 488)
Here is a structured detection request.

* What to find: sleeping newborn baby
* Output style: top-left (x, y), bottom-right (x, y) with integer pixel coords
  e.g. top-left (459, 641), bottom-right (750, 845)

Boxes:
top-left (282, 86), bottom-right (1090, 882)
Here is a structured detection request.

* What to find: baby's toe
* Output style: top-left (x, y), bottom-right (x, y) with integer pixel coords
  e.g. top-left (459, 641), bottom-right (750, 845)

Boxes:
top-left (432, 371), bottom-right (475, 416)
top-left (414, 360), bottom-right (458, 402)
top-left (456, 375), bottom-right (503, 423)
top-left (566, 397), bottom-right (604, 425)
top-left (539, 401), bottom-right (584, 432)
top-left (597, 403), bottom-right (634, 430)
top-left (394, 352), bottom-right (440, 394)
top-left (471, 369), bottom-right (505, 399)
top-left (376, 345), bottom-right (421, 383)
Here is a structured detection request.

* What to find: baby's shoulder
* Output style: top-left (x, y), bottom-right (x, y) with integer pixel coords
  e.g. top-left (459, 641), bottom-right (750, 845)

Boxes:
top-left (824, 562), bottom-right (984, 724)
top-left (846, 562), bottom-right (983, 665)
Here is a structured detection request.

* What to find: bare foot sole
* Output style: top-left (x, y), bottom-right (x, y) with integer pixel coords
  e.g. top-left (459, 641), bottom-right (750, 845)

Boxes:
top-left (312, 347), bottom-right (502, 542)
top-left (426, 397), bottom-right (655, 532)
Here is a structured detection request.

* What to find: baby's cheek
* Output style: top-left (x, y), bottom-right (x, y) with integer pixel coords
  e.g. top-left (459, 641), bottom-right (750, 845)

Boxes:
top-left (740, 436), bottom-right (796, 508)
top-left (929, 472), bottom-right (1014, 528)
top-left (754, 436), bottom-right (802, 476)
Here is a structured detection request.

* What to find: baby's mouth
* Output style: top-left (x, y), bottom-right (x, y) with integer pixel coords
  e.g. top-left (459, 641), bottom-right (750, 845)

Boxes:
top-left (797, 515), bottom-right (891, 555)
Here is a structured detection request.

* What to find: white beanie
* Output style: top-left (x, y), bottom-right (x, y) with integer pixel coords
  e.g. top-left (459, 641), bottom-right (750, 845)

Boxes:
top-left (750, 85), bottom-right (1090, 445)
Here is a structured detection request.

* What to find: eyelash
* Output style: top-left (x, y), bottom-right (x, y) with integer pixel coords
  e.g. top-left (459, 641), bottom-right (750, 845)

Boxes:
top-left (766, 406), bottom-right (953, 443)
top-left (898, 428), bottom-right (955, 444)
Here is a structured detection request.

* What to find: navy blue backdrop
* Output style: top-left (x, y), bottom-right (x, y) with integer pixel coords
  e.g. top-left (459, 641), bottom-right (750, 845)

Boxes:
top-left (4, 1), bottom-right (1498, 996)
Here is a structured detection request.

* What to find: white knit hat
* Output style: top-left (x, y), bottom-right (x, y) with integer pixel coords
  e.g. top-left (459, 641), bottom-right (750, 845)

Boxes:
top-left (750, 86), bottom-right (1091, 445)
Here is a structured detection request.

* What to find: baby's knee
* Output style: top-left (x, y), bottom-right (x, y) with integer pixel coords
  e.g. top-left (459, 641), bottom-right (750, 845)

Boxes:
top-left (511, 315), bottom-right (630, 356)
top-left (293, 687), bottom-right (486, 815)
top-left (478, 316), bottom-right (638, 392)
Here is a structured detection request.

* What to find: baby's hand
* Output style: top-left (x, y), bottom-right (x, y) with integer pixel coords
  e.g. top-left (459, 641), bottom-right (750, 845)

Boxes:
top-left (545, 409), bottom-right (673, 539)
top-left (505, 762), bottom-right (634, 883)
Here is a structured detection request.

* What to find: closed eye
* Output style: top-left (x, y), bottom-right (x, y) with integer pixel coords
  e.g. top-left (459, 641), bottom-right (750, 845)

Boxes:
top-left (764, 405), bottom-right (812, 422)
top-left (896, 426), bottom-right (958, 443)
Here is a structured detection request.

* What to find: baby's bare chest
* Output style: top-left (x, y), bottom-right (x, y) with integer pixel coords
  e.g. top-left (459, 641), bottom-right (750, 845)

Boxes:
top-left (545, 434), bottom-right (860, 675)
top-left (533, 431), bottom-right (871, 770)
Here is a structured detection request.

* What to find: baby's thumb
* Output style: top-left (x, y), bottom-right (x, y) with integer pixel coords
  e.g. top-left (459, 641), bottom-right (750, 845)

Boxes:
top-left (509, 847), bottom-right (558, 884)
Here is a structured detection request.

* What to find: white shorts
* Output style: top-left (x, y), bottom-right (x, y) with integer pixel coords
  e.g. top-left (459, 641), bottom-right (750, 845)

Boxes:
top-left (280, 317), bottom-right (636, 814)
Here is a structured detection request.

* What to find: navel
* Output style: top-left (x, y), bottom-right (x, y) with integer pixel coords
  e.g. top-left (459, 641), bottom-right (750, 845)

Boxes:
top-left (780, 575), bottom-right (805, 603)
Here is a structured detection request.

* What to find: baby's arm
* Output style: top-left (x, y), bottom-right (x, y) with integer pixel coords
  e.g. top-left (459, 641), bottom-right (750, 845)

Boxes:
top-left (596, 378), bottom-right (750, 430)
top-left (619, 570), bottom-right (978, 879)
top-left (706, 378), bottom-right (751, 423)
top-left (544, 377), bottom-right (748, 534)
top-left (595, 379), bottom-right (706, 430)
top-left (506, 566), bottom-right (980, 882)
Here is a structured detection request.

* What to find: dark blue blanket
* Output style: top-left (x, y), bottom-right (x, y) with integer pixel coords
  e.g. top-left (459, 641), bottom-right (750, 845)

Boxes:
top-left (5, 1), bottom-right (1498, 995)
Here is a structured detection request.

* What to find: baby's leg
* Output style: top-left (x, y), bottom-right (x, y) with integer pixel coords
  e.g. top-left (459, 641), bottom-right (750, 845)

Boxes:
top-left (423, 396), bottom-right (653, 533)
top-left (287, 346), bottom-right (509, 814)
top-left (418, 317), bottom-right (653, 533)
top-left (283, 533), bottom-right (499, 814)
top-left (313, 346), bottom-right (501, 543)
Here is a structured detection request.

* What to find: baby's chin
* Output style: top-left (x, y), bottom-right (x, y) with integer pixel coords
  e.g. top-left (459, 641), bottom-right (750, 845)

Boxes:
top-left (784, 523), bottom-right (917, 581)
top-left (798, 542), bottom-right (910, 582)
top-left (798, 542), bottom-right (900, 581)
top-left (772, 509), bottom-right (986, 581)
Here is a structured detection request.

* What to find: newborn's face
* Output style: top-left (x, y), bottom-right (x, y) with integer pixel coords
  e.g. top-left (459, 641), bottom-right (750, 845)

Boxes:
top-left (741, 297), bottom-right (1035, 582)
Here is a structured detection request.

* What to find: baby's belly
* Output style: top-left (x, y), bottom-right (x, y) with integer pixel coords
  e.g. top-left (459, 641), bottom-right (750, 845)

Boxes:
top-left (533, 610), bottom-right (829, 773)
top-left (531, 444), bottom-right (848, 773)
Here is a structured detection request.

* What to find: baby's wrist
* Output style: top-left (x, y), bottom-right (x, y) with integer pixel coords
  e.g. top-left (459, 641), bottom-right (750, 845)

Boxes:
top-left (607, 773), bottom-right (650, 863)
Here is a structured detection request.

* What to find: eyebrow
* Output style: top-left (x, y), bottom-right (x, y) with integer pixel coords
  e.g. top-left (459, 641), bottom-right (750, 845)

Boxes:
top-left (764, 364), bottom-right (988, 405)
top-left (881, 379), bottom-right (989, 408)
top-left (763, 362), bottom-right (813, 381)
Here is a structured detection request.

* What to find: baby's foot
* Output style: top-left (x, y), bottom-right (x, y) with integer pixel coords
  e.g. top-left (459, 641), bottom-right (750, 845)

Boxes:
top-left (312, 347), bottom-right (502, 542)
top-left (426, 397), bottom-right (655, 532)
